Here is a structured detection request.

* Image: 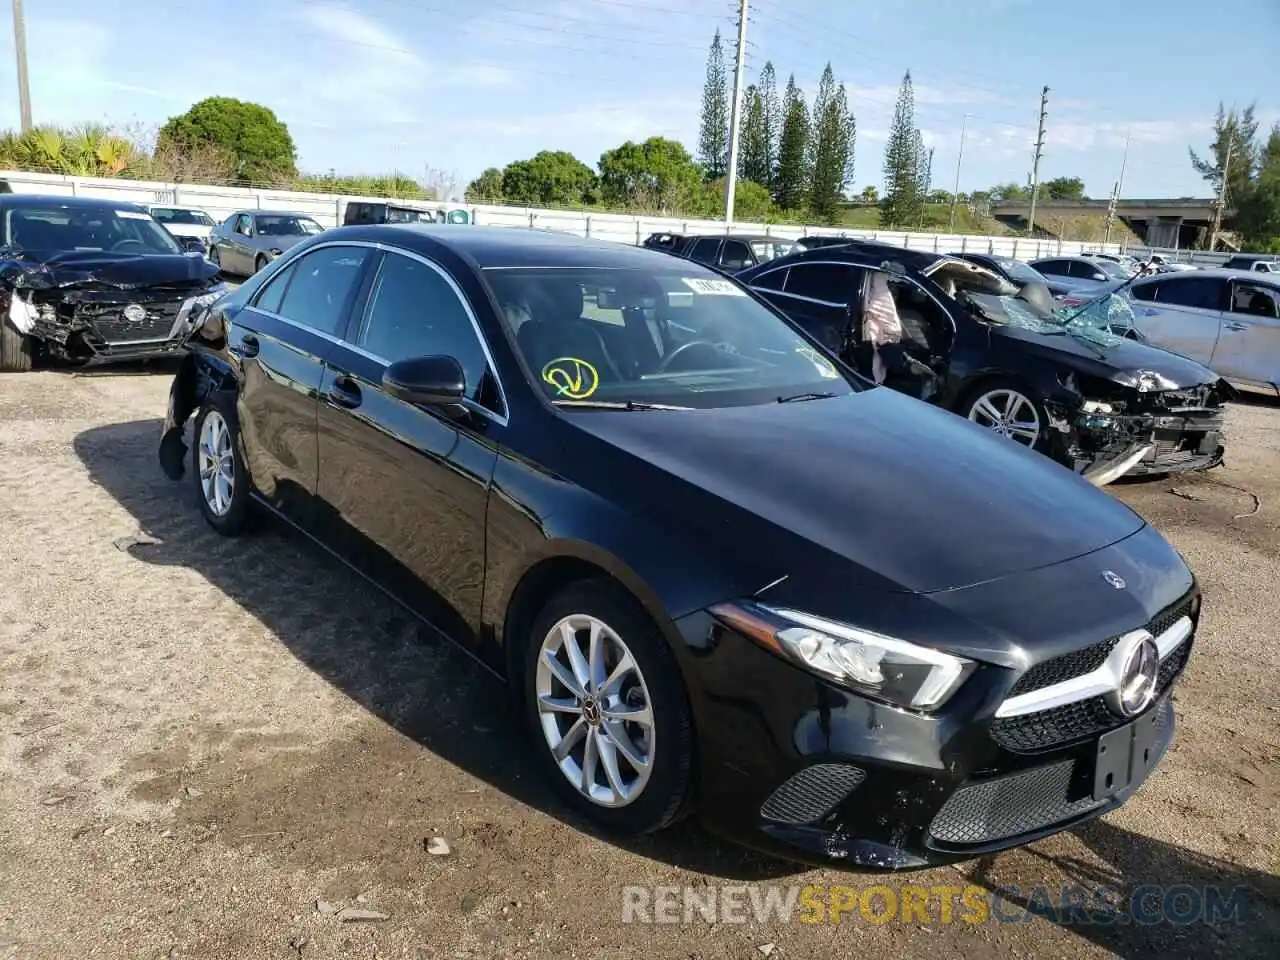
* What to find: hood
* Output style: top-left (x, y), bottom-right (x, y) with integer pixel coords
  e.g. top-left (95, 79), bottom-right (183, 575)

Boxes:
top-left (987, 321), bottom-right (1219, 389)
top-left (1, 251), bottom-right (219, 291)
top-left (570, 388), bottom-right (1147, 595)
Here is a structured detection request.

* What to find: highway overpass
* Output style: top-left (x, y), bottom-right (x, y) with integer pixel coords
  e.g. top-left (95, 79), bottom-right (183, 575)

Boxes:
top-left (989, 198), bottom-right (1224, 247)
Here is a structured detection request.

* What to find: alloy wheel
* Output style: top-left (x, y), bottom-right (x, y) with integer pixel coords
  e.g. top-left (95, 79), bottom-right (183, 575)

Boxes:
top-left (968, 389), bottom-right (1041, 446)
top-left (198, 410), bottom-right (235, 516)
top-left (534, 614), bottom-right (655, 808)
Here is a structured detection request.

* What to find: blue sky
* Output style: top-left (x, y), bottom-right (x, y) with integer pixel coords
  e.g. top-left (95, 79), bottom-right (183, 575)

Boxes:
top-left (0, 0), bottom-right (1275, 200)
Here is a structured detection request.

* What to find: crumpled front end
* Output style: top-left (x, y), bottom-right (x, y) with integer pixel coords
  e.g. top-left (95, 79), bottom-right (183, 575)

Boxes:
top-left (2, 252), bottom-right (225, 365)
top-left (1045, 373), bottom-right (1230, 485)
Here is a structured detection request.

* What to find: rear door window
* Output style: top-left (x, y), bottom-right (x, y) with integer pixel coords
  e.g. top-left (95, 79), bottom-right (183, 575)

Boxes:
top-left (688, 238), bottom-right (721, 264)
top-left (1155, 277), bottom-right (1228, 311)
top-left (785, 264), bottom-right (857, 305)
top-left (275, 245), bottom-right (372, 336)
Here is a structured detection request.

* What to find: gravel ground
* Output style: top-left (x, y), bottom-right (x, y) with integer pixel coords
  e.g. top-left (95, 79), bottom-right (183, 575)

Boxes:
top-left (0, 367), bottom-right (1276, 960)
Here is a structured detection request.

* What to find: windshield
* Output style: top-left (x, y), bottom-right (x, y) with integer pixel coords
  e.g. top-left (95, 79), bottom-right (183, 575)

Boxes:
top-left (750, 240), bottom-right (794, 262)
top-left (386, 207), bottom-right (434, 223)
top-left (1090, 258), bottom-right (1133, 280)
top-left (150, 207), bottom-right (214, 227)
top-left (2, 205), bottom-right (183, 256)
top-left (485, 267), bottom-right (857, 409)
top-left (257, 215), bottom-right (324, 237)
top-left (986, 256), bottom-right (1045, 285)
top-left (962, 288), bottom-right (1135, 348)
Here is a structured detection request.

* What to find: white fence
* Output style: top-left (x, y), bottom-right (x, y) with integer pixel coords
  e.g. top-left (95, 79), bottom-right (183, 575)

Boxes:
top-left (0, 168), bottom-right (1156, 261)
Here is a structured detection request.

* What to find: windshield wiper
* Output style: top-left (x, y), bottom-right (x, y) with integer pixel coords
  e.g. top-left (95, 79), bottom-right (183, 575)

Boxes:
top-left (777, 391), bottom-right (838, 403)
top-left (552, 399), bottom-right (693, 411)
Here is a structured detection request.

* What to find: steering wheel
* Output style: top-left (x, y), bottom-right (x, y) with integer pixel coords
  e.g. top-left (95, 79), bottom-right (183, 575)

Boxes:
top-left (111, 239), bottom-right (146, 253)
top-left (656, 340), bottom-right (726, 373)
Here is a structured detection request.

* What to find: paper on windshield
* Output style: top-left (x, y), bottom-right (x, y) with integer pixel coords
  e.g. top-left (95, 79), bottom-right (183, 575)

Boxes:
top-left (681, 277), bottom-right (746, 296)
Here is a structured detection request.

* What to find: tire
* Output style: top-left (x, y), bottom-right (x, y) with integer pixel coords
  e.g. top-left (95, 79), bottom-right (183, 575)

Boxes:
top-left (254, 254), bottom-right (267, 273)
top-left (0, 314), bottom-right (33, 372)
top-left (522, 579), bottom-right (694, 835)
top-left (208, 246), bottom-right (221, 269)
top-left (191, 391), bottom-right (254, 536)
top-left (960, 377), bottom-right (1049, 452)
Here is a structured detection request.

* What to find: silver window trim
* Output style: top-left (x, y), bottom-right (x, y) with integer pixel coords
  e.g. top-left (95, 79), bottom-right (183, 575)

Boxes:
top-left (244, 238), bottom-right (510, 427)
top-left (751, 259), bottom-right (859, 308)
top-left (994, 615), bottom-right (1192, 719)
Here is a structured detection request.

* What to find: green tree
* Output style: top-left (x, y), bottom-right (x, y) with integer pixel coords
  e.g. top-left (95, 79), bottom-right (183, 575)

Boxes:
top-left (598, 136), bottom-right (702, 213)
top-left (739, 86), bottom-right (771, 185)
top-left (158, 97), bottom-right (297, 185)
top-left (758, 62), bottom-right (781, 189)
top-left (0, 123), bottom-right (140, 177)
top-left (1043, 176), bottom-right (1086, 200)
top-left (859, 185), bottom-right (878, 202)
top-left (808, 65), bottom-right (855, 224)
top-left (988, 181), bottom-right (1030, 201)
top-left (500, 150), bottom-right (597, 206)
top-left (880, 72), bottom-right (922, 228)
top-left (697, 30), bottom-right (729, 180)
top-left (1236, 124), bottom-right (1280, 246)
top-left (700, 178), bottom-right (773, 221)
top-left (466, 167), bottom-right (504, 201)
top-left (1190, 103), bottom-right (1259, 212)
top-left (774, 75), bottom-right (810, 212)
top-left (913, 131), bottom-right (931, 216)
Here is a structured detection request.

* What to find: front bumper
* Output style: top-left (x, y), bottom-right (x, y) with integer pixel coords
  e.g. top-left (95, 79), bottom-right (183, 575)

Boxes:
top-left (674, 592), bottom-right (1195, 871)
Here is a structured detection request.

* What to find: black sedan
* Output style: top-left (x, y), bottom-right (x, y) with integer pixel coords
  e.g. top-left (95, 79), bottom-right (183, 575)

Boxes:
top-left (0, 195), bottom-right (228, 371)
top-left (157, 224), bottom-right (1199, 869)
top-left (737, 242), bottom-right (1231, 484)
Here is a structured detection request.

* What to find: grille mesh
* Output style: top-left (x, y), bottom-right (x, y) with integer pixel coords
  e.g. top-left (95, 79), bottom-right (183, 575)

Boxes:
top-left (759, 763), bottom-right (866, 825)
top-left (929, 760), bottom-right (1104, 845)
top-left (78, 301), bottom-right (182, 343)
top-left (1007, 595), bottom-right (1194, 700)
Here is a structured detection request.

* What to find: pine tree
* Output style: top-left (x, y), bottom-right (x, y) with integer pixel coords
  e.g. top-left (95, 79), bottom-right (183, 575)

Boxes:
top-left (1190, 103), bottom-right (1260, 214)
top-left (739, 86), bottom-right (770, 184)
top-left (697, 30), bottom-right (729, 179)
top-left (775, 75), bottom-right (810, 211)
top-left (758, 62), bottom-right (780, 189)
top-left (809, 65), bottom-right (856, 223)
top-left (881, 71), bottom-right (922, 228)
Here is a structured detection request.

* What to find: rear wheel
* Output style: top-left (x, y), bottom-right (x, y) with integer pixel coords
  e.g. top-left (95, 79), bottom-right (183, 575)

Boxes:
top-left (191, 392), bottom-right (254, 536)
top-left (0, 314), bottom-right (33, 372)
top-left (254, 254), bottom-right (267, 273)
top-left (522, 579), bottom-right (693, 835)
top-left (208, 246), bottom-right (221, 269)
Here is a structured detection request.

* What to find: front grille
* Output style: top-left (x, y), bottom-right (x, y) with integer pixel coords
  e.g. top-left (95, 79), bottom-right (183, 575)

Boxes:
top-left (77, 300), bottom-right (182, 343)
top-left (929, 759), bottom-right (1104, 845)
top-left (760, 763), bottom-right (866, 825)
top-left (992, 697), bottom-right (1116, 753)
top-left (1008, 595), bottom-right (1194, 699)
top-left (935, 697), bottom-right (1174, 846)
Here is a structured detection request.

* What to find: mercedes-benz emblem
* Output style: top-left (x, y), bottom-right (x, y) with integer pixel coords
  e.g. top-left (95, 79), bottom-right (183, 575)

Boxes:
top-left (123, 303), bottom-right (147, 323)
top-left (1101, 570), bottom-right (1127, 590)
top-left (1107, 632), bottom-right (1160, 718)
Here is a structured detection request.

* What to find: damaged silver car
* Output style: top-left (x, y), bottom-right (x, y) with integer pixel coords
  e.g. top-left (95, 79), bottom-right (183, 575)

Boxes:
top-left (0, 195), bottom-right (228, 372)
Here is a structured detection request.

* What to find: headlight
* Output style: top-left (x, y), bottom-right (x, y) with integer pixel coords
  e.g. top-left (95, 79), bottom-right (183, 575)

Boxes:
top-left (1081, 399), bottom-right (1114, 414)
top-left (710, 602), bottom-right (975, 711)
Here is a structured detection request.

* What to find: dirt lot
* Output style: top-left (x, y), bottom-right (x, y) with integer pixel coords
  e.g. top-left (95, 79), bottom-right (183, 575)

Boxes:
top-left (0, 368), bottom-right (1276, 960)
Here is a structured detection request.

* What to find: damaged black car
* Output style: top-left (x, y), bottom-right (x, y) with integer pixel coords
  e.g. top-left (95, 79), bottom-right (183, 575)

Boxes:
top-left (0, 195), bottom-right (229, 372)
top-left (737, 242), bottom-right (1233, 485)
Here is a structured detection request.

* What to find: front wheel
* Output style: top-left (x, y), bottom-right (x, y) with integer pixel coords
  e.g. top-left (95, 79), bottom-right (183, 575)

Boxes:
top-left (191, 393), bottom-right (254, 535)
top-left (963, 379), bottom-right (1047, 450)
top-left (254, 254), bottom-right (267, 273)
top-left (522, 580), bottom-right (693, 835)
top-left (0, 316), bottom-right (33, 372)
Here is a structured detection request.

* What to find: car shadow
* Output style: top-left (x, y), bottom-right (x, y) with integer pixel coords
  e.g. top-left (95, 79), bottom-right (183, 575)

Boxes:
top-left (73, 416), bottom-right (799, 882)
top-left (961, 819), bottom-right (1280, 958)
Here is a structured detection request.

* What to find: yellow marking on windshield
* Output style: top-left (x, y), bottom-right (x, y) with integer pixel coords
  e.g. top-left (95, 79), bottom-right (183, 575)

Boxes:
top-left (542, 357), bottom-right (600, 399)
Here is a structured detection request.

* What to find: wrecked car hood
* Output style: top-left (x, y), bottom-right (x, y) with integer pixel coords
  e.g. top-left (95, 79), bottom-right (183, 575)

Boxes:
top-left (986, 322), bottom-right (1220, 389)
top-left (570, 388), bottom-right (1147, 595)
top-left (0, 250), bottom-right (219, 291)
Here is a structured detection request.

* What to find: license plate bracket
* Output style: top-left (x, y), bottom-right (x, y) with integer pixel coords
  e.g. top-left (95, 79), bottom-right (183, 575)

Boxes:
top-left (1093, 699), bottom-right (1165, 802)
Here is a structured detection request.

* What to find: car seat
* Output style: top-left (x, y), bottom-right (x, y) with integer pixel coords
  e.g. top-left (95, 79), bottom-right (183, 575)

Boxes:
top-left (1244, 290), bottom-right (1278, 319)
top-left (516, 279), bottom-right (622, 383)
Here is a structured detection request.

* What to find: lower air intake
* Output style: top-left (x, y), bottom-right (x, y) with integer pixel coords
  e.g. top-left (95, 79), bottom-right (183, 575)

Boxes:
top-left (760, 763), bottom-right (866, 825)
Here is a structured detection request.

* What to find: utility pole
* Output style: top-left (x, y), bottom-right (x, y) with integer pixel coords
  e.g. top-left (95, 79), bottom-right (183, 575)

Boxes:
top-left (1208, 137), bottom-right (1234, 252)
top-left (1103, 130), bottom-right (1130, 245)
top-left (1026, 85), bottom-right (1048, 237)
top-left (948, 114), bottom-right (969, 232)
top-left (12, 0), bottom-right (32, 133)
top-left (723, 0), bottom-right (749, 224)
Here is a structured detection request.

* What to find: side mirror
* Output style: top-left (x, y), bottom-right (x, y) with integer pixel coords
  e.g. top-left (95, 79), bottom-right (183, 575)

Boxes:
top-left (180, 236), bottom-right (206, 253)
top-left (382, 355), bottom-right (467, 411)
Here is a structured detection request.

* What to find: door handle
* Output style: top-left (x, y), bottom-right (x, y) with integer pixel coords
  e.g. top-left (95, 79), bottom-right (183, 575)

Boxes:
top-left (1223, 321), bottom-right (1248, 331)
top-left (327, 375), bottom-right (362, 409)
top-left (229, 333), bottom-right (259, 358)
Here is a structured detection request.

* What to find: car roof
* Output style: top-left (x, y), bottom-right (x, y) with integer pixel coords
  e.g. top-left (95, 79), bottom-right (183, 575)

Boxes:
top-left (758, 241), bottom-right (947, 274)
top-left (682, 233), bottom-right (782, 243)
top-left (0, 194), bottom-right (149, 212)
top-left (246, 209), bottom-right (317, 217)
top-left (322, 223), bottom-right (726, 270)
top-left (1137, 268), bottom-right (1279, 283)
